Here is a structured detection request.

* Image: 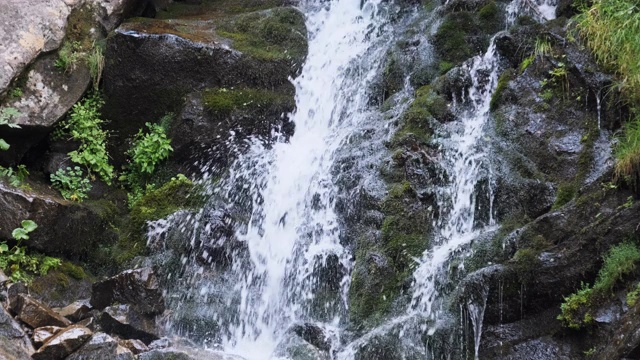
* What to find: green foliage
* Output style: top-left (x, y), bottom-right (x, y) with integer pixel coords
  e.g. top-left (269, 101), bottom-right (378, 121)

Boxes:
top-left (61, 94), bottom-right (114, 184)
top-left (575, 0), bottom-right (640, 103)
top-left (10, 88), bottom-right (23, 98)
top-left (87, 42), bottom-right (105, 90)
top-left (120, 120), bottom-right (173, 207)
top-left (627, 283), bottom-right (640, 306)
top-left (614, 113), bottom-right (640, 188)
top-left (534, 37), bottom-right (552, 61)
top-left (126, 122), bottom-right (173, 175)
top-left (552, 182), bottom-right (577, 209)
top-left (519, 55), bottom-right (535, 73)
top-left (0, 220), bottom-right (61, 283)
top-left (549, 61), bottom-right (569, 95)
top-left (50, 166), bottom-right (92, 202)
top-left (0, 165), bottom-right (29, 188)
top-left (559, 242), bottom-right (640, 328)
top-left (0, 107), bottom-right (21, 151)
top-left (558, 282), bottom-right (594, 329)
top-left (490, 69), bottom-right (514, 111)
top-left (54, 41), bottom-right (82, 72)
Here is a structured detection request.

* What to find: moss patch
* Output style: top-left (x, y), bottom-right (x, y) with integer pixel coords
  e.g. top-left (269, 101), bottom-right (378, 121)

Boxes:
top-left (202, 88), bottom-right (294, 116)
top-left (490, 69), bottom-right (515, 111)
top-left (114, 176), bottom-right (201, 265)
top-left (216, 7), bottom-right (307, 61)
top-left (157, 0), bottom-right (291, 19)
top-left (391, 85), bottom-right (448, 145)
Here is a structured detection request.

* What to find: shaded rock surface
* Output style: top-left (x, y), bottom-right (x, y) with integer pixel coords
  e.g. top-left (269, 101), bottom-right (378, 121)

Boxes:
top-left (12, 294), bottom-right (71, 328)
top-left (32, 325), bottom-right (92, 360)
top-left (0, 304), bottom-right (33, 358)
top-left (66, 332), bottom-right (135, 360)
top-left (0, 181), bottom-right (118, 259)
top-left (91, 267), bottom-right (164, 314)
top-left (97, 304), bottom-right (160, 344)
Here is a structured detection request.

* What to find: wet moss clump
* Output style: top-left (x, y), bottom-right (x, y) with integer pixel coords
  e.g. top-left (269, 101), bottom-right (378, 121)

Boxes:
top-left (391, 85), bottom-right (448, 145)
top-left (114, 176), bottom-right (202, 265)
top-left (490, 69), bottom-right (515, 111)
top-left (217, 7), bottom-right (307, 61)
top-left (433, 12), bottom-right (475, 65)
top-left (202, 88), bottom-right (294, 116)
top-left (157, 0), bottom-right (291, 19)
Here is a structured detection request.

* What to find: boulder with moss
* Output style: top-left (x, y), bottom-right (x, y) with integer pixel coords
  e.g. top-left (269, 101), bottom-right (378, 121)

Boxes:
top-left (102, 2), bottom-right (307, 169)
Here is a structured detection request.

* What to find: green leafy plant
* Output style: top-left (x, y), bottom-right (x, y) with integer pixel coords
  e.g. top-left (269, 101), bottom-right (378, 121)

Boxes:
top-left (534, 37), bottom-right (552, 62)
top-left (627, 283), bottom-right (640, 306)
top-left (60, 94), bottom-right (114, 184)
top-left (0, 165), bottom-right (29, 187)
top-left (0, 107), bottom-right (21, 151)
top-left (54, 41), bottom-right (82, 73)
top-left (10, 88), bottom-right (23, 98)
top-left (50, 166), bottom-right (92, 202)
top-left (615, 113), bottom-right (640, 188)
top-left (120, 120), bottom-right (173, 207)
top-left (558, 242), bottom-right (640, 328)
top-left (0, 220), bottom-right (61, 283)
top-left (549, 62), bottom-right (569, 95)
top-left (87, 42), bottom-right (104, 90)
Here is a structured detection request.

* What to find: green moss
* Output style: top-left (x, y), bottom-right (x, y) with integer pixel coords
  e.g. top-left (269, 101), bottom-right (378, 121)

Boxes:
top-left (552, 182), bottom-right (577, 209)
top-left (217, 7), bottom-right (307, 61)
top-left (202, 88), bottom-right (294, 115)
top-left (382, 55), bottom-right (404, 99)
top-left (433, 12), bottom-right (475, 65)
top-left (478, 1), bottom-right (503, 34)
top-left (490, 69), bottom-right (514, 111)
top-left (391, 85), bottom-right (449, 145)
top-left (66, 4), bottom-right (98, 51)
top-left (438, 61), bottom-right (454, 74)
top-left (115, 176), bottom-right (201, 265)
top-left (157, 0), bottom-right (290, 19)
top-left (559, 242), bottom-right (640, 328)
top-left (512, 248), bottom-right (541, 281)
top-left (59, 261), bottom-right (87, 280)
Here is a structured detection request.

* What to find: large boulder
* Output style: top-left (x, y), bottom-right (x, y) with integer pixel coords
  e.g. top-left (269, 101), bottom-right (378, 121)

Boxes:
top-left (11, 294), bottom-right (72, 329)
top-left (0, 304), bottom-right (33, 358)
top-left (102, 4), bottom-right (307, 168)
top-left (66, 332), bottom-right (135, 360)
top-left (0, 181), bottom-right (118, 259)
top-left (32, 325), bottom-right (93, 360)
top-left (90, 267), bottom-right (164, 315)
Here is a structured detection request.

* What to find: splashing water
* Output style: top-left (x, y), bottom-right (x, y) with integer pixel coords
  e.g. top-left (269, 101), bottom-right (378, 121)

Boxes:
top-left (410, 40), bottom-right (499, 323)
top-left (174, 1), bottom-right (405, 358)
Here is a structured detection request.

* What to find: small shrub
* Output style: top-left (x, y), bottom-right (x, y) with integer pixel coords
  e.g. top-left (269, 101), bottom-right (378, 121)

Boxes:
top-left (559, 242), bottom-right (640, 328)
top-left (593, 241), bottom-right (640, 293)
top-left (614, 114), bottom-right (640, 188)
top-left (0, 107), bottom-right (21, 151)
top-left (87, 42), bottom-right (104, 90)
top-left (54, 41), bottom-right (82, 73)
top-left (50, 166), bottom-right (92, 202)
top-left (10, 88), bottom-right (23, 98)
top-left (0, 165), bottom-right (29, 187)
top-left (0, 220), bottom-right (61, 283)
top-left (62, 94), bottom-right (114, 184)
top-left (627, 283), bottom-right (640, 306)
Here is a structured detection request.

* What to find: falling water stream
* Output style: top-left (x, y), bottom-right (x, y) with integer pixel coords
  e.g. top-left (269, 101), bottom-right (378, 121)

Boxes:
top-left (154, 0), bottom-right (558, 358)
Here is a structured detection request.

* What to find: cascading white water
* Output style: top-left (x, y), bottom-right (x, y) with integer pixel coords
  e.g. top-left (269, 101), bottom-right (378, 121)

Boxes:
top-left (192, 1), bottom-right (398, 358)
top-left (410, 41), bottom-right (499, 322)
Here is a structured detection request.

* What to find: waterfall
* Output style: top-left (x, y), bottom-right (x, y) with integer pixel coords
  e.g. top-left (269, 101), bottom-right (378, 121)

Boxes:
top-left (161, 1), bottom-right (405, 358)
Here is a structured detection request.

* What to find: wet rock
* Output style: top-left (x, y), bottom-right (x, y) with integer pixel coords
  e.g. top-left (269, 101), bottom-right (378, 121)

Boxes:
top-left (290, 323), bottom-right (331, 352)
top-left (0, 182), bottom-right (118, 259)
top-left (33, 326), bottom-right (63, 348)
top-left (97, 304), bottom-right (160, 344)
top-left (102, 6), bottom-right (307, 168)
top-left (32, 325), bottom-right (92, 360)
top-left (12, 294), bottom-right (71, 328)
top-left (432, 66), bottom-right (472, 101)
top-left (138, 349), bottom-right (195, 360)
top-left (56, 300), bottom-right (92, 322)
top-left (7, 282), bottom-right (28, 309)
top-left (91, 267), bottom-right (164, 315)
top-left (274, 333), bottom-right (330, 360)
top-left (119, 338), bottom-right (148, 354)
top-left (66, 332), bottom-right (135, 360)
top-left (148, 337), bottom-right (171, 350)
top-left (0, 304), bottom-right (34, 357)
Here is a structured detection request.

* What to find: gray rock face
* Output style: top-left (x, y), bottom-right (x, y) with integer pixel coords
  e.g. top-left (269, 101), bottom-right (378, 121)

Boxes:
top-left (32, 325), bottom-right (92, 360)
top-left (56, 299), bottom-right (92, 322)
top-left (0, 182), bottom-right (117, 258)
top-left (12, 294), bottom-right (71, 329)
top-left (66, 332), bottom-right (135, 360)
top-left (91, 267), bottom-right (164, 315)
top-left (33, 326), bottom-right (64, 348)
top-left (119, 338), bottom-right (148, 354)
top-left (138, 349), bottom-right (195, 360)
top-left (0, 0), bottom-right (77, 97)
top-left (97, 304), bottom-right (160, 344)
top-left (0, 304), bottom-right (34, 357)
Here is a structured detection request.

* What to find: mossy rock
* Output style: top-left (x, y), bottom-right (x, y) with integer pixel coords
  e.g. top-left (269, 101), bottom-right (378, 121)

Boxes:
top-left (202, 87), bottom-right (294, 116)
top-left (432, 12), bottom-right (476, 65)
top-left (114, 176), bottom-right (203, 266)
top-left (216, 7), bottom-right (307, 62)
top-left (157, 0), bottom-right (292, 19)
